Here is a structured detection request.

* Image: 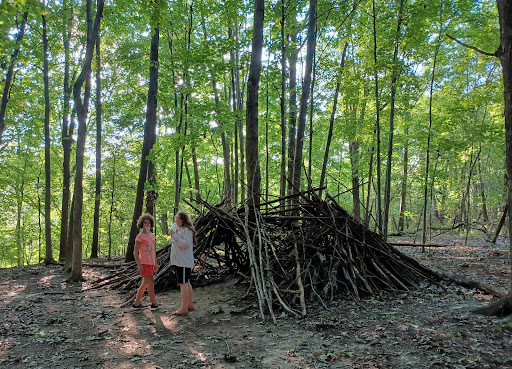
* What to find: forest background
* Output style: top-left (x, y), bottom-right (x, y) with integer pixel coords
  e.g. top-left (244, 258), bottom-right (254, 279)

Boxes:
top-left (0, 0), bottom-right (508, 277)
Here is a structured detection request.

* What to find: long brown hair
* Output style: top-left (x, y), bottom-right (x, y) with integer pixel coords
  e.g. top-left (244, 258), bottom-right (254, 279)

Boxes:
top-left (176, 211), bottom-right (197, 246)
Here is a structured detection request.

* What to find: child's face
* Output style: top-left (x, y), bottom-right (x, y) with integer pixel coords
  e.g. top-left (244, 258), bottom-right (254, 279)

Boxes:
top-left (143, 219), bottom-right (152, 231)
top-left (175, 215), bottom-right (183, 227)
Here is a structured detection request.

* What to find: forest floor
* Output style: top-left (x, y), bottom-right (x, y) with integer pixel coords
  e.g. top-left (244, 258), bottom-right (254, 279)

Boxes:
top-left (1, 234), bottom-right (512, 369)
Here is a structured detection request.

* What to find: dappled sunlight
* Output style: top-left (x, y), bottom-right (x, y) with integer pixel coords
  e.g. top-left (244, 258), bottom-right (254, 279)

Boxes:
top-left (155, 313), bottom-right (180, 333)
top-left (0, 339), bottom-right (12, 361)
top-left (1, 283), bottom-right (26, 304)
top-left (187, 342), bottom-right (209, 363)
top-left (37, 274), bottom-right (55, 288)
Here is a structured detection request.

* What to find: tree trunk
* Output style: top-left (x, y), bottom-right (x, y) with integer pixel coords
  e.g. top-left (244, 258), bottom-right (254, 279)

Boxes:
top-left (307, 52), bottom-right (316, 186)
top-left (59, 2), bottom-right (73, 261)
top-left (91, 26), bottom-right (102, 259)
top-left (349, 140), bottom-right (361, 222)
top-left (245, 0), bottom-right (264, 209)
top-left (108, 145), bottom-right (117, 259)
top-left (287, 31), bottom-right (297, 202)
top-left (477, 154), bottom-right (489, 222)
top-left (126, 24), bottom-right (159, 262)
top-left (473, 0), bottom-right (512, 317)
top-left (319, 43), bottom-right (347, 198)
top-left (291, 0), bottom-right (317, 198)
top-left (70, 0), bottom-right (104, 281)
top-left (383, 0), bottom-right (406, 239)
top-left (43, 13), bottom-right (54, 265)
top-left (279, 0), bottom-right (287, 210)
top-left (372, 0), bottom-right (382, 234)
top-left (422, 31), bottom-right (441, 249)
top-left (201, 19), bottom-right (232, 208)
top-left (0, 11), bottom-right (28, 145)
top-left (496, 0), bottom-right (512, 299)
top-left (398, 122), bottom-right (409, 232)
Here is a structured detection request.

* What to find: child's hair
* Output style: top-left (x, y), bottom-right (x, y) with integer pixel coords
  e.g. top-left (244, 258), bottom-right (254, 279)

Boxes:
top-left (137, 213), bottom-right (155, 229)
top-left (176, 211), bottom-right (197, 246)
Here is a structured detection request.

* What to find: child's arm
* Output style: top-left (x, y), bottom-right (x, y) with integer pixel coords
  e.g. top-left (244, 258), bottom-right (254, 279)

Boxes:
top-left (134, 240), bottom-right (143, 274)
top-left (171, 229), bottom-right (193, 250)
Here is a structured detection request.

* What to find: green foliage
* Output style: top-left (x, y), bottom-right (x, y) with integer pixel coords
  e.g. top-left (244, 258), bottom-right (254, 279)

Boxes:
top-left (0, 0), bottom-right (506, 266)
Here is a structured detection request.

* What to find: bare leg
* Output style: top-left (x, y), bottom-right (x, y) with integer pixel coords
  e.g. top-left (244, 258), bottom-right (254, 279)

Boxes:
top-left (146, 275), bottom-right (157, 305)
top-left (134, 279), bottom-right (148, 306)
top-left (176, 283), bottom-right (190, 314)
top-left (186, 282), bottom-right (195, 310)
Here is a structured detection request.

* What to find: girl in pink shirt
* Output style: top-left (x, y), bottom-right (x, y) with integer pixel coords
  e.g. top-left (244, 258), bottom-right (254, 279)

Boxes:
top-left (133, 213), bottom-right (158, 310)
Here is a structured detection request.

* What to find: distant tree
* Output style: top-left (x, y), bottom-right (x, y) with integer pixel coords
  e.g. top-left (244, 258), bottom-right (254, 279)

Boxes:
top-left (246, 0), bottom-right (264, 210)
top-left (70, 0), bottom-right (104, 281)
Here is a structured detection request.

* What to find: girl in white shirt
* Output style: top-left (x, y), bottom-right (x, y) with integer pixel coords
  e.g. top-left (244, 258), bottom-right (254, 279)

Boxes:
top-left (168, 211), bottom-right (197, 315)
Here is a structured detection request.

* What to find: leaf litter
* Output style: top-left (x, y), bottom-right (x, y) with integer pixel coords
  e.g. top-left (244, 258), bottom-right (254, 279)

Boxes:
top-left (0, 234), bottom-right (511, 368)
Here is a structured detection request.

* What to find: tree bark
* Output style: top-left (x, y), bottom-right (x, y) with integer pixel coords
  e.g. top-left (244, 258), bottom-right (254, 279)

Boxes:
top-left (43, 13), bottom-right (54, 265)
top-left (280, 0), bottom-right (287, 210)
top-left (59, 2), bottom-right (73, 261)
top-left (126, 24), bottom-right (159, 262)
top-left (319, 43), bottom-right (347, 198)
top-left (372, 0), bottom-right (382, 234)
top-left (398, 121), bottom-right (409, 232)
top-left (0, 11), bottom-right (28, 145)
top-left (70, 0), bottom-right (104, 281)
top-left (496, 0), bottom-right (512, 297)
top-left (287, 31), bottom-right (297, 202)
top-left (422, 31), bottom-right (441, 249)
top-left (245, 0), bottom-right (264, 210)
top-left (383, 0), bottom-right (406, 239)
top-left (91, 25), bottom-right (102, 259)
top-left (291, 0), bottom-right (317, 198)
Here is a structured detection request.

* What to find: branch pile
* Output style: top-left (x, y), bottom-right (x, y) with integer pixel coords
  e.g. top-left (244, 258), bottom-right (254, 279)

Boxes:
top-left (91, 189), bottom-right (442, 317)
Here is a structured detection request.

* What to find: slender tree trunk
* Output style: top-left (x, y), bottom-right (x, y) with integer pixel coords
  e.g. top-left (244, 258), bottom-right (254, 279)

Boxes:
top-left (319, 43), bottom-right (347, 197)
top-left (16, 143), bottom-right (26, 266)
top-left (287, 31), bottom-right (297, 201)
top-left (230, 24), bottom-right (245, 204)
top-left (0, 11), bottom-right (28, 145)
top-left (201, 18), bottom-right (232, 208)
top-left (126, 24), bottom-right (159, 262)
top-left (43, 13), bottom-right (54, 264)
top-left (70, 0), bottom-right (104, 281)
top-left (174, 93), bottom-right (184, 215)
top-left (91, 26), bottom-right (102, 259)
top-left (477, 154), bottom-right (489, 222)
top-left (307, 52), bottom-right (316, 186)
top-left (292, 0), bottom-right (317, 198)
top-left (246, 0), bottom-right (264, 209)
top-left (64, 194), bottom-right (75, 271)
top-left (60, 2), bottom-right (73, 261)
top-left (422, 32), bottom-right (441, 249)
top-left (279, 0), bottom-right (287, 210)
top-left (372, 0), bottom-right (382, 234)
top-left (108, 145), bottom-right (117, 259)
top-left (398, 122), bottom-right (409, 232)
top-left (192, 147), bottom-right (200, 201)
top-left (349, 140), bottom-right (361, 221)
top-left (383, 0), bottom-right (406, 239)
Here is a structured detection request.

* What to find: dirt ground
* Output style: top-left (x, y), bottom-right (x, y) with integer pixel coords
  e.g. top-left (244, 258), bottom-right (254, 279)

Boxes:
top-left (1, 235), bottom-right (512, 369)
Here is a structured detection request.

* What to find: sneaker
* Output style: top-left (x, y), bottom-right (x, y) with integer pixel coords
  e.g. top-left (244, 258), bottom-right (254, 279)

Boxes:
top-left (132, 303), bottom-right (146, 309)
top-left (150, 304), bottom-right (159, 311)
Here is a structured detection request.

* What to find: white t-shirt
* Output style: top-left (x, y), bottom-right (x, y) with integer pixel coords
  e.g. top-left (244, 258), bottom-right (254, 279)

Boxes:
top-left (170, 226), bottom-right (195, 268)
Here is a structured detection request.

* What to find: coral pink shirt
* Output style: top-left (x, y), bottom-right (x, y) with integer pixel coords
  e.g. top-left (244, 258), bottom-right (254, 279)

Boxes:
top-left (135, 232), bottom-right (156, 266)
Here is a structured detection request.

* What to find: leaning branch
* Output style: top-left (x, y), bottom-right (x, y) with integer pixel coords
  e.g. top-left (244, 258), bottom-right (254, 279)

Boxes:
top-left (445, 33), bottom-right (497, 57)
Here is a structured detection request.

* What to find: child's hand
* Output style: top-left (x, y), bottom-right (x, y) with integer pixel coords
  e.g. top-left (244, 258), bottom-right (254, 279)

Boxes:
top-left (153, 264), bottom-right (158, 273)
top-left (138, 264), bottom-right (143, 274)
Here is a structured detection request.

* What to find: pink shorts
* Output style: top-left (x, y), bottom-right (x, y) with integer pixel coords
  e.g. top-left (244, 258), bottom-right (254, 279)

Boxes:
top-left (140, 264), bottom-right (155, 277)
